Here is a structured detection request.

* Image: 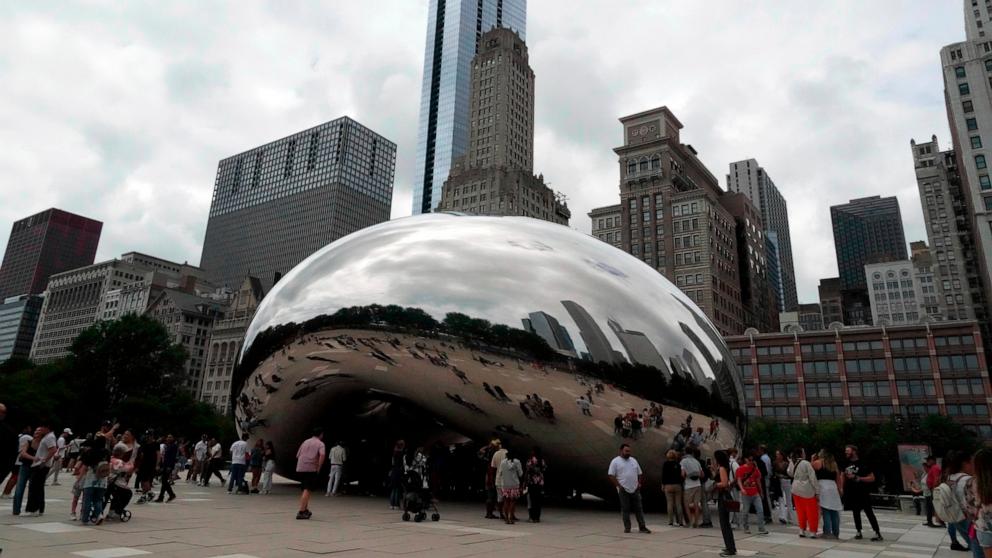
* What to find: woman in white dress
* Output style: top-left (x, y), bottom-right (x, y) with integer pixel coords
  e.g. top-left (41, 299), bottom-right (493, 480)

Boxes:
top-left (813, 449), bottom-right (844, 539)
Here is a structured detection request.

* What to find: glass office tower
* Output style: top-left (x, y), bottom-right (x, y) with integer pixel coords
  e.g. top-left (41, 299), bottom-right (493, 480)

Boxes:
top-left (412, 0), bottom-right (526, 214)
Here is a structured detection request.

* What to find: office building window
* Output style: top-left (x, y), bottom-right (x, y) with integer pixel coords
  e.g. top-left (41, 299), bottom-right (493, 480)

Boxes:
top-left (974, 136), bottom-right (984, 149)
top-left (981, 175), bottom-right (992, 190)
top-left (961, 82), bottom-right (972, 95)
top-left (968, 118), bottom-right (979, 131)
top-left (965, 100), bottom-right (975, 113)
top-left (957, 66), bottom-right (968, 78)
top-left (977, 154), bottom-right (988, 170)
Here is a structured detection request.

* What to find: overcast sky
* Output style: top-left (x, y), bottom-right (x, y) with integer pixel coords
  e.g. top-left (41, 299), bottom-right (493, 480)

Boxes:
top-left (0, 1), bottom-right (964, 302)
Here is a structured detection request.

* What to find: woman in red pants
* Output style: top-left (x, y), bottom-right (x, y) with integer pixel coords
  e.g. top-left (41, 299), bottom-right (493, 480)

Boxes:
top-left (790, 448), bottom-right (820, 538)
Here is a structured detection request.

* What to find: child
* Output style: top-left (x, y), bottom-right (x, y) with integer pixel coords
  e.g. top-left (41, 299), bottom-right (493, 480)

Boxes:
top-left (80, 457), bottom-right (111, 525)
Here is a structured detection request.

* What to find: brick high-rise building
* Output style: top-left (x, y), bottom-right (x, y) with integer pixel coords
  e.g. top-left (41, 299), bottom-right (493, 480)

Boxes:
top-left (435, 28), bottom-right (569, 224)
top-left (614, 106), bottom-right (744, 335)
top-left (589, 205), bottom-right (622, 249)
top-left (412, 0), bottom-right (526, 214)
top-left (0, 208), bottom-right (102, 301)
top-left (199, 117), bottom-right (396, 292)
top-left (726, 321), bottom-right (992, 439)
top-left (727, 159), bottom-right (797, 312)
top-left (720, 192), bottom-right (778, 333)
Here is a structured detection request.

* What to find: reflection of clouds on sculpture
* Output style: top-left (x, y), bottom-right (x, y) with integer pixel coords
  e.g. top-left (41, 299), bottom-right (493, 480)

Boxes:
top-left (236, 214), bottom-right (745, 496)
top-left (243, 214), bottom-right (727, 383)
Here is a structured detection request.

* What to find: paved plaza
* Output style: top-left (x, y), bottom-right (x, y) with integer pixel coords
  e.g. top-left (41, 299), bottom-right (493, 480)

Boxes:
top-left (0, 479), bottom-right (959, 558)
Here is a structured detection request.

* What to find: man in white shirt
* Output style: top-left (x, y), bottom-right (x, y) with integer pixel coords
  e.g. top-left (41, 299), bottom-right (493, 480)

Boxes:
top-left (326, 441), bottom-right (347, 496)
top-left (228, 433), bottom-right (250, 493)
top-left (201, 437), bottom-right (225, 487)
top-left (25, 426), bottom-right (58, 516)
top-left (189, 435), bottom-right (208, 484)
top-left (607, 443), bottom-right (651, 533)
top-left (46, 429), bottom-right (70, 486)
top-left (681, 447), bottom-right (704, 527)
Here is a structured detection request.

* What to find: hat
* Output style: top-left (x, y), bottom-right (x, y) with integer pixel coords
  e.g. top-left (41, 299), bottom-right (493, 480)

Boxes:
top-left (63, 428), bottom-right (73, 435)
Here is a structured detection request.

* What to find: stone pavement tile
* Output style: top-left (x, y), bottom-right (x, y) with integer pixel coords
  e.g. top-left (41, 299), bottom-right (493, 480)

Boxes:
top-left (13, 521), bottom-right (89, 533)
top-left (70, 548), bottom-right (152, 558)
top-left (879, 551), bottom-right (935, 558)
top-left (817, 550), bottom-right (880, 558)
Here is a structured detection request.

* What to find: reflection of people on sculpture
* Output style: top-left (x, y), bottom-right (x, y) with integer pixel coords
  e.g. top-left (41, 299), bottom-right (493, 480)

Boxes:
top-left (576, 396), bottom-right (592, 416)
top-left (493, 385), bottom-right (511, 402)
top-left (518, 402), bottom-right (531, 418)
top-left (452, 367), bottom-right (470, 384)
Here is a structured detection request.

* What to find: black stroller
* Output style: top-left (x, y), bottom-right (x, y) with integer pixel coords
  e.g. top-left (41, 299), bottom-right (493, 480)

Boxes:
top-left (102, 478), bottom-right (133, 522)
top-left (400, 470), bottom-right (440, 522)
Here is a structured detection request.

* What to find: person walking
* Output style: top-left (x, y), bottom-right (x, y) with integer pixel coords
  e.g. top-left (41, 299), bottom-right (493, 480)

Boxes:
top-left (790, 448), bottom-right (820, 538)
top-left (249, 439), bottom-right (265, 494)
top-left (813, 449), bottom-right (843, 539)
top-left (25, 425), bottom-right (58, 516)
top-left (295, 428), bottom-right (325, 519)
top-left (713, 450), bottom-right (737, 557)
top-left (11, 426), bottom-right (35, 514)
top-left (497, 448), bottom-right (523, 524)
top-left (524, 446), bottom-right (547, 522)
top-left (202, 437), bottom-right (225, 487)
top-left (843, 445), bottom-right (882, 541)
top-left (735, 454), bottom-right (769, 535)
top-left (46, 428), bottom-right (70, 486)
top-left (774, 450), bottom-right (794, 525)
top-left (682, 447), bottom-right (704, 528)
top-left (261, 441), bottom-right (276, 494)
top-left (228, 433), bottom-right (250, 494)
top-left (662, 449), bottom-right (686, 527)
top-left (188, 434), bottom-right (208, 484)
top-left (925, 455), bottom-right (945, 528)
top-left (326, 441), bottom-right (346, 496)
top-left (607, 443), bottom-right (651, 534)
top-left (155, 434), bottom-right (178, 502)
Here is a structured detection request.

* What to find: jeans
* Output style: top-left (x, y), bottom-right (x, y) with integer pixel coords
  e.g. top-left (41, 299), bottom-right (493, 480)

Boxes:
top-left (971, 530), bottom-right (983, 558)
top-left (718, 495), bottom-right (737, 553)
top-left (25, 466), bottom-right (49, 514)
top-left (950, 521), bottom-right (965, 546)
top-left (81, 487), bottom-right (105, 523)
top-left (228, 463), bottom-right (246, 492)
top-left (618, 488), bottom-right (647, 531)
top-left (327, 464), bottom-right (343, 495)
top-left (158, 467), bottom-right (175, 500)
top-left (925, 495), bottom-right (934, 524)
top-left (740, 493), bottom-right (767, 532)
top-left (12, 463), bottom-right (30, 514)
top-left (778, 479), bottom-right (794, 523)
top-left (821, 508), bottom-right (840, 537)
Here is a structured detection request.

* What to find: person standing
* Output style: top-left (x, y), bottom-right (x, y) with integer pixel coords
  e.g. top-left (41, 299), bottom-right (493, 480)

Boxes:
top-left (46, 428), bottom-right (70, 486)
top-left (261, 441), bottom-right (276, 494)
top-left (843, 444), bottom-right (883, 541)
top-left (188, 434), bottom-right (208, 484)
top-left (682, 447), bottom-right (704, 528)
top-left (480, 439), bottom-right (502, 519)
top-left (295, 428), bottom-right (325, 519)
top-left (497, 449), bottom-right (523, 524)
top-left (25, 425), bottom-right (58, 516)
top-left (388, 439), bottom-right (407, 510)
top-left (774, 450), bottom-right (794, 525)
top-left (713, 450), bottom-right (737, 557)
top-left (607, 443), bottom-right (651, 534)
top-left (10, 426), bottom-right (35, 514)
top-left (0, 404), bottom-right (17, 493)
top-left (758, 445), bottom-right (773, 524)
top-left (134, 431), bottom-right (159, 503)
top-left (524, 447), bottom-right (547, 522)
top-left (735, 454), bottom-right (769, 535)
top-left (249, 439), bottom-right (265, 494)
top-left (662, 450), bottom-right (686, 527)
top-left (228, 433), bottom-right (250, 493)
top-left (924, 455), bottom-right (942, 527)
top-left (155, 434), bottom-right (178, 502)
top-left (790, 448), bottom-right (820, 538)
top-left (324, 440), bottom-right (346, 496)
top-left (813, 449), bottom-right (843, 539)
top-left (489, 440), bottom-right (508, 518)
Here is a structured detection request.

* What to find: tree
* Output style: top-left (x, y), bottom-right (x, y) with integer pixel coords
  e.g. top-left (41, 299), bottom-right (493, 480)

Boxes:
top-left (68, 313), bottom-right (187, 413)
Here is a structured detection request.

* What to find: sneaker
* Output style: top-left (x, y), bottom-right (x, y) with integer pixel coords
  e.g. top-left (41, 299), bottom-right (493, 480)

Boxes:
top-left (51, 482), bottom-right (60, 486)
top-left (757, 529), bottom-right (769, 535)
top-left (854, 532), bottom-right (863, 540)
top-left (296, 511), bottom-right (310, 520)
top-left (870, 534), bottom-right (883, 542)
top-left (799, 531), bottom-right (807, 538)
top-left (639, 527), bottom-right (652, 534)
top-left (70, 513), bottom-right (77, 520)
top-left (167, 495), bottom-right (176, 502)
top-left (779, 519), bottom-right (787, 525)
top-left (808, 534), bottom-right (818, 540)
top-left (624, 528), bottom-right (631, 533)
top-left (720, 551), bottom-right (737, 557)
top-left (951, 542), bottom-right (969, 551)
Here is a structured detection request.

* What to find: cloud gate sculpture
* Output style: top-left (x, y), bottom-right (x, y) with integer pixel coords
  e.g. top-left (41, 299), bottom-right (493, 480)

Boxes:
top-left (234, 213), bottom-right (745, 498)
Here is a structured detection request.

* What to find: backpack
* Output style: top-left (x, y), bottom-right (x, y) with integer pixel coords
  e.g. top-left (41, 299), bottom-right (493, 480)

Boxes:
top-left (934, 479), bottom-right (965, 524)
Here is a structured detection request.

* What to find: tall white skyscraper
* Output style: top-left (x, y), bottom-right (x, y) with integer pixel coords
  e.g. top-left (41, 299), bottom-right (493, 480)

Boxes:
top-left (939, 1), bottom-right (992, 327)
top-left (411, 0), bottom-right (526, 215)
top-left (726, 159), bottom-right (797, 311)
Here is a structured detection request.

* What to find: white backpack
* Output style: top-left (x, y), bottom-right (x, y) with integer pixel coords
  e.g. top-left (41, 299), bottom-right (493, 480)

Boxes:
top-left (933, 478), bottom-right (965, 524)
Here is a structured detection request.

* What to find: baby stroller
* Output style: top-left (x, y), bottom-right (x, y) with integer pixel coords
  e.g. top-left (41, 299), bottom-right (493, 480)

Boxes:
top-left (102, 478), bottom-right (133, 522)
top-left (400, 470), bottom-right (440, 522)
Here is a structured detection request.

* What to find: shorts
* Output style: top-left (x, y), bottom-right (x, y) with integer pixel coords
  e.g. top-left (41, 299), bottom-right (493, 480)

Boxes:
top-left (298, 471), bottom-right (321, 492)
top-left (684, 486), bottom-right (702, 506)
top-left (136, 469), bottom-right (156, 484)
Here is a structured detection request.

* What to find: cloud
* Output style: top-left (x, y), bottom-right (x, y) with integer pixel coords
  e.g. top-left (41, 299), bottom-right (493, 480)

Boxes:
top-left (0, 1), bottom-right (965, 303)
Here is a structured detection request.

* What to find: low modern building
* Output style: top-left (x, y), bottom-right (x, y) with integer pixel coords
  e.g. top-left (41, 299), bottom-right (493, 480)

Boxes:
top-left (726, 321), bottom-right (992, 438)
top-left (0, 295), bottom-right (44, 362)
top-left (589, 205), bottom-right (622, 248)
top-left (200, 276), bottom-right (264, 413)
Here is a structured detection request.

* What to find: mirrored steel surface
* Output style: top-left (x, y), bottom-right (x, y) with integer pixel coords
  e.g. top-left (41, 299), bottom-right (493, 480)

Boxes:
top-left (235, 213), bottom-right (745, 497)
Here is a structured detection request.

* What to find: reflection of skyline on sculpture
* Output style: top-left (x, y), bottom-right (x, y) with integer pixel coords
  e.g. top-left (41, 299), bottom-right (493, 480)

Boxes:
top-left (235, 214), bottom-right (745, 497)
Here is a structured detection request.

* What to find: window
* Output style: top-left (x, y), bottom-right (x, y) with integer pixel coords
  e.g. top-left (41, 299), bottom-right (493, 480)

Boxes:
top-left (981, 175), bottom-right (992, 190)
top-left (957, 66), bottom-right (968, 78)
top-left (965, 100), bottom-right (976, 113)
top-left (968, 118), bottom-right (979, 131)
top-left (973, 136), bottom-right (984, 149)
top-left (986, 59), bottom-right (992, 72)
top-left (978, 154), bottom-right (988, 170)
top-left (961, 82), bottom-right (972, 95)
top-left (627, 162), bottom-right (636, 175)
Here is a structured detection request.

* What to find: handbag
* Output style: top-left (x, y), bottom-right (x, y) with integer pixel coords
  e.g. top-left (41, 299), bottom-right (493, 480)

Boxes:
top-left (721, 492), bottom-right (741, 512)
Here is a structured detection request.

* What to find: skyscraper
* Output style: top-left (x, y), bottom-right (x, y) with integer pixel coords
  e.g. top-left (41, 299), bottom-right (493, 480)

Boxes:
top-left (614, 106), bottom-right (744, 335)
top-left (435, 28), bottom-right (569, 224)
top-left (0, 294), bottom-right (43, 362)
top-left (412, 0), bottom-right (526, 214)
top-left (0, 208), bottom-right (102, 301)
top-left (727, 159), bottom-right (797, 311)
top-left (720, 192), bottom-right (778, 333)
top-left (199, 117), bottom-right (396, 292)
